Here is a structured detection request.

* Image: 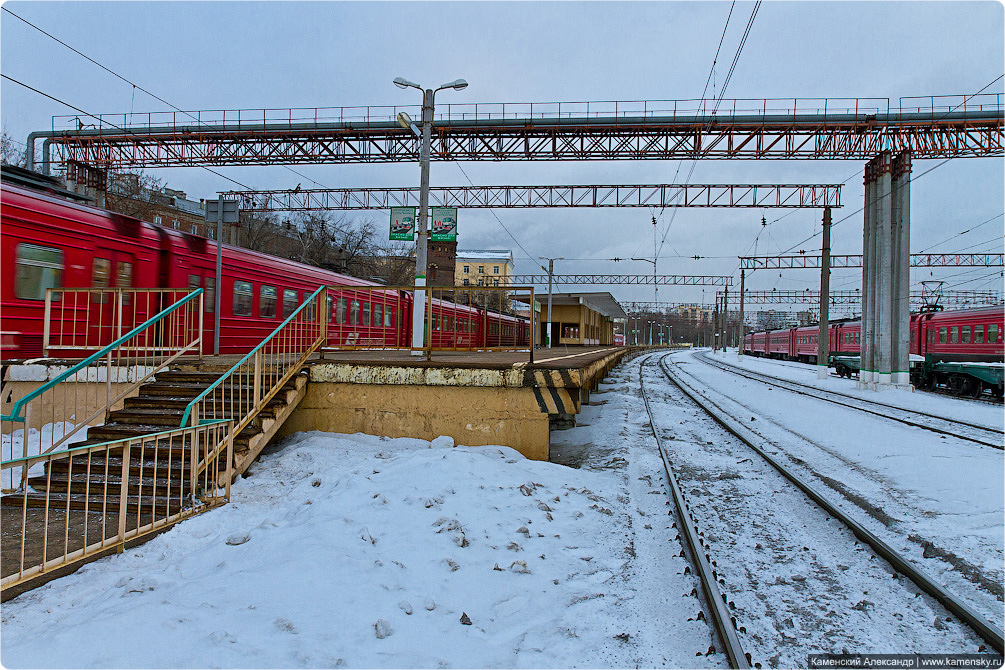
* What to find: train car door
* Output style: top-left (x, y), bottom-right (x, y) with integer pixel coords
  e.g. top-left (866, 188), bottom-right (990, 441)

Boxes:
top-left (86, 251), bottom-right (137, 348)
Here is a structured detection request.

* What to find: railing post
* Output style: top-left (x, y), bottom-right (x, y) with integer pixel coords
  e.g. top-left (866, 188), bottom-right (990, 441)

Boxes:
top-left (190, 405), bottom-right (200, 507)
top-left (253, 350), bottom-right (262, 409)
top-left (43, 290), bottom-right (52, 357)
top-left (105, 350), bottom-right (113, 421)
top-left (117, 441), bottom-right (130, 551)
top-left (224, 423), bottom-right (234, 501)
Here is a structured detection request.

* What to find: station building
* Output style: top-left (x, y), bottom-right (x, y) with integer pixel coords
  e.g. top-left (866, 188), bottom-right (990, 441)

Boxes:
top-left (540, 292), bottom-right (627, 346)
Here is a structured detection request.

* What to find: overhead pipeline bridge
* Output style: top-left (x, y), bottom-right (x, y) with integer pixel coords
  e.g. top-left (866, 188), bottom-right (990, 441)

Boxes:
top-left (28, 94), bottom-right (1003, 171)
top-left (223, 183), bottom-right (841, 211)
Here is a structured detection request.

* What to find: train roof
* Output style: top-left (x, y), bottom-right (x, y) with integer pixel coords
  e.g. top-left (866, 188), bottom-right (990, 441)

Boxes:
top-left (922, 304), bottom-right (1005, 321)
top-left (0, 166), bottom-right (92, 204)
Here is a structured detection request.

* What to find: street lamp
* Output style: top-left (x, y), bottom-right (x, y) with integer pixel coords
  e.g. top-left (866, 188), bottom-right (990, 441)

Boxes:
top-left (393, 76), bottom-right (468, 353)
top-left (539, 256), bottom-right (564, 348)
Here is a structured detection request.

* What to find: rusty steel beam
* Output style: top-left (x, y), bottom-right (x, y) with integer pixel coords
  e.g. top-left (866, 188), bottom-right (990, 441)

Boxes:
top-left (509, 274), bottom-right (732, 286)
top-left (739, 253), bottom-right (1004, 270)
top-left (225, 184), bottom-right (843, 211)
top-left (34, 94), bottom-right (1004, 170)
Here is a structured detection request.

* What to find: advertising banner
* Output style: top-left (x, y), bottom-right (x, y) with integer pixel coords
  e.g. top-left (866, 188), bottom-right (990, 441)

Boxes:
top-left (389, 207), bottom-right (416, 241)
top-left (430, 207), bottom-right (458, 242)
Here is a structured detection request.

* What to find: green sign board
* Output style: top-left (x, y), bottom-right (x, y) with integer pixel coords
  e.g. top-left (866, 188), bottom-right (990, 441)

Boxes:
top-left (430, 207), bottom-right (458, 242)
top-left (389, 207), bottom-right (416, 241)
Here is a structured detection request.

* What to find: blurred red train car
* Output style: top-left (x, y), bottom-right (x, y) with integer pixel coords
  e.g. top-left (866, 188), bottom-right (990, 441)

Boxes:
top-left (1, 180), bottom-right (528, 360)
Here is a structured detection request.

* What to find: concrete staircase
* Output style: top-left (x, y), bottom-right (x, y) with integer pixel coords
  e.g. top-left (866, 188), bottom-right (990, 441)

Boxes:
top-left (16, 366), bottom-right (309, 511)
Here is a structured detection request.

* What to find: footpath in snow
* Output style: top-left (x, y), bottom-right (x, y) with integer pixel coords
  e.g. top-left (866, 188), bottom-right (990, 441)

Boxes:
top-left (1, 354), bottom-right (719, 669)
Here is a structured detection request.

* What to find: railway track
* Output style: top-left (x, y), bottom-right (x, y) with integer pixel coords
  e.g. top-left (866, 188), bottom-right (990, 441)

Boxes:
top-left (638, 353), bottom-right (1004, 665)
top-left (697, 352), bottom-right (1004, 450)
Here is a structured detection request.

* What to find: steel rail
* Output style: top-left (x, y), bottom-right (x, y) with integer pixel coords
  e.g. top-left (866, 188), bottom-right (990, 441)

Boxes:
top-left (696, 353), bottom-right (1003, 449)
top-left (638, 355), bottom-right (750, 669)
top-left (658, 355), bottom-right (1005, 654)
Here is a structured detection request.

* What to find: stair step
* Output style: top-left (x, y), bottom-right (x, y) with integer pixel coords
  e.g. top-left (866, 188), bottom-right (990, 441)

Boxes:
top-left (2, 490), bottom-right (191, 514)
top-left (29, 471), bottom-right (196, 496)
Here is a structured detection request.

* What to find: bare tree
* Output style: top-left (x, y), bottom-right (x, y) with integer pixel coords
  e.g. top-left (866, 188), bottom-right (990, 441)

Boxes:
top-left (1, 130), bottom-right (27, 167)
top-left (239, 211), bottom-right (282, 253)
top-left (104, 171), bottom-right (167, 220)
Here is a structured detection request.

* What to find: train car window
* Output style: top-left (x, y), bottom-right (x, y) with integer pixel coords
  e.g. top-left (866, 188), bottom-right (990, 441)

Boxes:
top-left (362, 302), bottom-right (371, 327)
top-left (304, 297), bottom-right (316, 322)
top-left (350, 300), bottom-right (360, 325)
top-left (15, 244), bottom-right (64, 301)
top-left (188, 274), bottom-right (201, 290)
top-left (950, 327), bottom-right (958, 344)
top-left (117, 261), bottom-right (134, 304)
top-left (260, 285), bottom-right (277, 319)
top-left (374, 304), bottom-right (383, 328)
top-left (326, 295), bottom-right (334, 323)
top-left (990, 324), bottom-right (1000, 343)
top-left (204, 277), bottom-right (215, 312)
top-left (336, 298), bottom-right (347, 324)
top-left (233, 281), bottom-right (253, 316)
top-left (282, 289), bottom-right (299, 318)
top-left (962, 326), bottom-right (970, 344)
top-left (975, 325), bottom-right (984, 344)
top-left (939, 327), bottom-right (947, 344)
top-left (385, 307), bottom-right (393, 328)
top-left (90, 258), bottom-right (112, 304)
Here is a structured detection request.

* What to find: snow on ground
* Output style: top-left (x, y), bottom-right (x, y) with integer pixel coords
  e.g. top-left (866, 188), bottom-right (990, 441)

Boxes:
top-left (1, 354), bottom-right (720, 669)
top-left (720, 348), bottom-right (1003, 430)
top-left (668, 348), bottom-right (1005, 626)
top-left (2, 423), bottom-right (88, 489)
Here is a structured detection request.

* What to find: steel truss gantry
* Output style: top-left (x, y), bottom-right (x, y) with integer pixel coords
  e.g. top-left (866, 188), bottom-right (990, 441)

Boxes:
top-left (739, 253), bottom-right (1004, 270)
top-left (622, 302), bottom-right (715, 313)
top-left (508, 275), bottom-right (731, 286)
top-left (224, 184), bottom-right (842, 211)
top-left (30, 94), bottom-right (1003, 171)
top-left (719, 289), bottom-right (1000, 308)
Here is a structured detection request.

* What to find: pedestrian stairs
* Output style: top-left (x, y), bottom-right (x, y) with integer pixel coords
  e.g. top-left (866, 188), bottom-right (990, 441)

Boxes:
top-left (14, 366), bottom-right (309, 512)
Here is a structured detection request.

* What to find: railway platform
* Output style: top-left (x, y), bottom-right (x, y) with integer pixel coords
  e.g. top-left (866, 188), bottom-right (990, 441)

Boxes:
top-left (179, 345), bottom-right (651, 461)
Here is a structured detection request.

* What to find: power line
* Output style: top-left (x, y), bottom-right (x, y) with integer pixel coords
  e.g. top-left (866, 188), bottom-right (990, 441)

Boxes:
top-left (2, 6), bottom-right (326, 190)
top-left (1, 73), bottom-right (254, 190)
top-left (916, 213), bottom-right (1004, 253)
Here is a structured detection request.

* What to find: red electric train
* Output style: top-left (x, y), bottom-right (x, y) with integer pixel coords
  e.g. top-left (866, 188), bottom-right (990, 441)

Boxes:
top-left (1, 179), bottom-right (529, 360)
top-left (742, 306), bottom-right (1005, 397)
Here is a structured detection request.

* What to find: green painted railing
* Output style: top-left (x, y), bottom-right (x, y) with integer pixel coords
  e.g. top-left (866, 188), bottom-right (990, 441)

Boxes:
top-left (3, 289), bottom-right (203, 423)
top-left (180, 286), bottom-right (325, 431)
top-left (2, 289), bottom-right (203, 469)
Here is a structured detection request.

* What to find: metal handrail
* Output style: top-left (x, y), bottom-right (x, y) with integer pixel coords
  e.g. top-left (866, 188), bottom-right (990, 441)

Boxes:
top-left (3, 289), bottom-right (203, 423)
top-left (180, 285), bottom-right (325, 429)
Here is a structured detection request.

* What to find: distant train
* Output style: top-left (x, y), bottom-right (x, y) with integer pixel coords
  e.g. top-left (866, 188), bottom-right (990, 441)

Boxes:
top-left (1, 179), bottom-right (529, 360)
top-left (742, 306), bottom-right (1005, 398)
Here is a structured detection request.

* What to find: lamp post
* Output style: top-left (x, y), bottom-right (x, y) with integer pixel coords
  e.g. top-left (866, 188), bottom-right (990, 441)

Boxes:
top-left (393, 76), bottom-right (468, 353)
top-left (539, 256), bottom-right (564, 348)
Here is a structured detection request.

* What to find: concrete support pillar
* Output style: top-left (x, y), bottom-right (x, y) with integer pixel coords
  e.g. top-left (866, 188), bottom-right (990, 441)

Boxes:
top-left (816, 207), bottom-right (831, 379)
top-left (875, 153), bottom-right (893, 386)
top-left (721, 283), bottom-right (729, 352)
top-left (860, 150), bottom-right (910, 391)
top-left (892, 151), bottom-right (912, 388)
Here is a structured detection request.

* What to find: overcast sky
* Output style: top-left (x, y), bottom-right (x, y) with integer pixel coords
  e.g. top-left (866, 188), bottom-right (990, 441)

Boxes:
top-left (2, 1), bottom-right (1003, 309)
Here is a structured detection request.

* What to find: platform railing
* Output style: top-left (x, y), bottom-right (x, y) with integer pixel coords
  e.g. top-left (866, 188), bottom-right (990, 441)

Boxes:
top-left (180, 287), bottom-right (325, 436)
top-left (2, 290), bottom-right (204, 477)
top-left (1, 419), bottom-right (232, 594)
top-left (319, 284), bottom-right (535, 363)
top-left (43, 288), bottom-right (200, 358)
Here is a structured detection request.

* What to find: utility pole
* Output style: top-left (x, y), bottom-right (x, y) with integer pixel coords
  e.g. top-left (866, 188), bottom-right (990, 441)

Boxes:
top-left (539, 256), bottom-right (564, 348)
top-left (817, 207), bottom-right (832, 379)
top-left (738, 269), bottom-right (745, 359)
